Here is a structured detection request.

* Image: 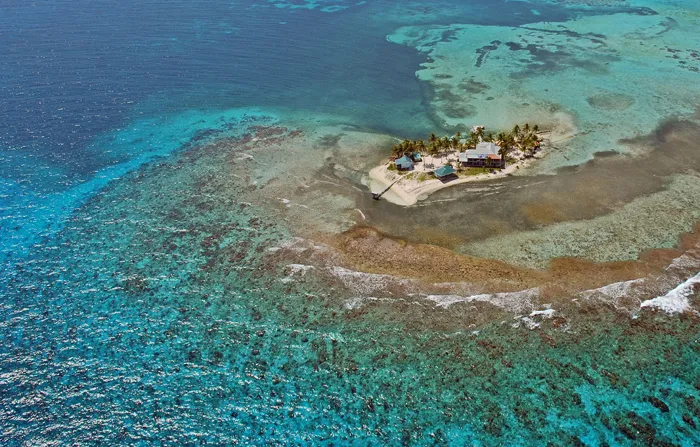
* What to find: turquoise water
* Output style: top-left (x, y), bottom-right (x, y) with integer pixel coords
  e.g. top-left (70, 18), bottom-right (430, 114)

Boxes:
top-left (3, 125), bottom-right (698, 445)
top-left (2, 0), bottom-right (699, 445)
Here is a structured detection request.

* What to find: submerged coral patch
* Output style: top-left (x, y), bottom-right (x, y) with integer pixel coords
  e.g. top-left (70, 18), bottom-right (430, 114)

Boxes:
top-left (587, 92), bottom-right (635, 110)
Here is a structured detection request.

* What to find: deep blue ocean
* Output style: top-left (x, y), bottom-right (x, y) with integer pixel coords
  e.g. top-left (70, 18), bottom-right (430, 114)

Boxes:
top-left (2, 1), bottom-right (699, 445)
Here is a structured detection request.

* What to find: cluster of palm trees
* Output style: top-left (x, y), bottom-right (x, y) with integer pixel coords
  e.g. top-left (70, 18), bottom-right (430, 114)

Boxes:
top-left (390, 123), bottom-right (542, 165)
top-left (496, 123), bottom-right (541, 160)
top-left (390, 131), bottom-right (475, 161)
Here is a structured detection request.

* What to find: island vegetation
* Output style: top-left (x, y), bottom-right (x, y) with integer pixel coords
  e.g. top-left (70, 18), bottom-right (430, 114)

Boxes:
top-left (389, 123), bottom-right (542, 167)
top-left (369, 123), bottom-right (551, 206)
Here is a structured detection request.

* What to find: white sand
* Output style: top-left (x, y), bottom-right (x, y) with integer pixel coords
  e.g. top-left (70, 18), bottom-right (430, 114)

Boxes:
top-left (367, 132), bottom-right (565, 207)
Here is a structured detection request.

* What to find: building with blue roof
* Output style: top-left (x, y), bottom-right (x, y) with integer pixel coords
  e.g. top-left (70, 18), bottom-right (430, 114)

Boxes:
top-left (395, 155), bottom-right (414, 171)
top-left (433, 165), bottom-right (456, 179)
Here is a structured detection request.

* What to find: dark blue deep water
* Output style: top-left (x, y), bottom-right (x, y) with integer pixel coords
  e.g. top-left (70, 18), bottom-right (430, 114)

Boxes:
top-left (2, 1), bottom-right (699, 445)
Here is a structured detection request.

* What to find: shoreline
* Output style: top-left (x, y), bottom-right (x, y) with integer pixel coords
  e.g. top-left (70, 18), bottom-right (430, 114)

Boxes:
top-left (367, 130), bottom-right (571, 207)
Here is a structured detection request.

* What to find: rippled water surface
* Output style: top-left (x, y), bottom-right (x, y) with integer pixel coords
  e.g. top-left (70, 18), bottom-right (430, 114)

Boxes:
top-left (1, 1), bottom-right (699, 445)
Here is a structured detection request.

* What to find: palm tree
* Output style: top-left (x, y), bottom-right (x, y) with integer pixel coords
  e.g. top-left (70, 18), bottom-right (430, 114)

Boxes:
top-left (499, 133), bottom-right (516, 166)
top-left (496, 132), bottom-right (507, 146)
top-left (405, 139), bottom-right (414, 154)
top-left (508, 133), bottom-right (517, 149)
top-left (416, 139), bottom-right (426, 161)
top-left (522, 134), bottom-right (534, 154)
top-left (429, 142), bottom-right (439, 167)
top-left (498, 145), bottom-right (510, 164)
top-left (525, 134), bottom-right (540, 155)
top-left (512, 124), bottom-right (521, 139)
top-left (533, 124), bottom-right (539, 133)
top-left (467, 131), bottom-right (479, 149)
top-left (484, 132), bottom-right (494, 142)
top-left (440, 137), bottom-right (450, 162)
top-left (475, 126), bottom-right (485, 141)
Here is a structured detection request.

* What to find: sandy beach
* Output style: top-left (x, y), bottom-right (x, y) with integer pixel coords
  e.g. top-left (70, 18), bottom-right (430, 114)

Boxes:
top-left (367, 128), bottom-right (572, 207)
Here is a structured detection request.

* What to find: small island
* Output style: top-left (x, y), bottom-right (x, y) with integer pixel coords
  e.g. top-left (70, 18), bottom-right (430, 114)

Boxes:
top-left (368, 124), bottom-right (548, 206)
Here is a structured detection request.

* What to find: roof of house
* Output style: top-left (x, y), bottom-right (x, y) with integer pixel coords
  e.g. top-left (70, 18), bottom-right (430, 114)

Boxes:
top-left (395, 155), bottom-right (414, 166)
top-left (460, 142), bottom-right (502, 161)
top-left (433, 165), bottom-right (456, 178)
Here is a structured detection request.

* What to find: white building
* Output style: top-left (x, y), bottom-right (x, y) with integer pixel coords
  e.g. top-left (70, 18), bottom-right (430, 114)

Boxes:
top-left (459, 142), bottom-right (504, 168)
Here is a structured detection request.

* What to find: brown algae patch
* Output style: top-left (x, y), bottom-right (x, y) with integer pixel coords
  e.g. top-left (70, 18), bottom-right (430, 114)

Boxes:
top-left (179, 114), bottom-right (700, 323)
top-left (314, 225), bottom-right (696, 300)
top-left (262, 221), bottom-right (700, 330)
top-left (521, 201), bottom-right (568, 225)
top-left (363, 118), bottom-right (700, 268)
top-left (463, 174), bottom-right (700, 268)
top-left (319, 226), bottom-right (546, 290)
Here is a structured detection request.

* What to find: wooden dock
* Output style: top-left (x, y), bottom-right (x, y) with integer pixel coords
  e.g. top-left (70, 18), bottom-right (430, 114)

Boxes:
top-left (372, 178), bottom-right (400, 200)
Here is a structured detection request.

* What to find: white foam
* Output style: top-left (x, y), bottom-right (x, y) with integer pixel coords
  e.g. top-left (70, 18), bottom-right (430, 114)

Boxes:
top-left (344, 296), bottom-right (378, 310)
top-left (286, 264), bottom-right (314, 274)
top-left (580, 278), bottom-right (645, 301)
top-left (529, 308), bottom-right (555, 318)
top-left (640, 272), bottom-right (700, 314)
top-left (280, 263), bottom-right (314, 283)
top-left (267, 237), bottom-right (330, 254)
top-left (666, 253), bottom-right (700, 271)
top-left (518, 317), bottom-right (540, 330)
top-left (328, 266), bottom-right (410, 296)
top-left (424, 288), bottom-right (539, 313)
top-left (425, 294), bottom-right (477, 307)
top-left (512, 307), bottom-right (556, 330)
